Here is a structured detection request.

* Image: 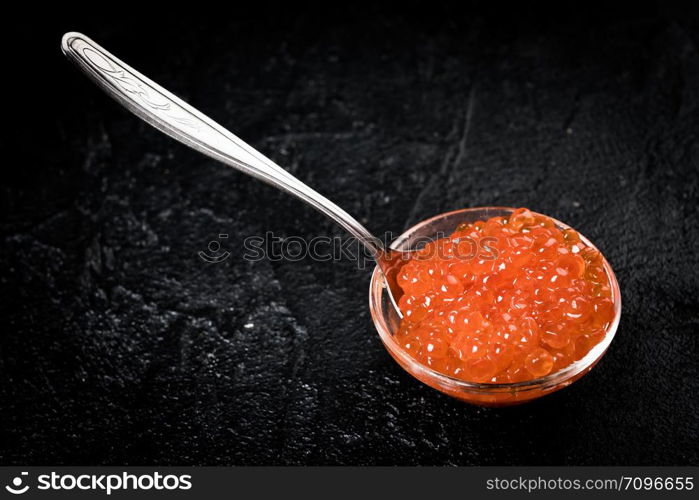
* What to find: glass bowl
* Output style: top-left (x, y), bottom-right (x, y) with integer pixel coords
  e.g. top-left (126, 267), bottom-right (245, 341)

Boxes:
top-left (369, 207), bottom-right (622, 406)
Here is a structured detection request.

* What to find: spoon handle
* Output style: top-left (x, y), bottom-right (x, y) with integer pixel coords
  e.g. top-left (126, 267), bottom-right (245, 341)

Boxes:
top-left (61, 32), bottom-right (383, 257)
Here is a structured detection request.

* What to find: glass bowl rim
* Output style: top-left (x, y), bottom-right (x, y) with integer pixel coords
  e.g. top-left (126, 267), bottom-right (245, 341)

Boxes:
top-left (369, 206), bottom-right (622, 393)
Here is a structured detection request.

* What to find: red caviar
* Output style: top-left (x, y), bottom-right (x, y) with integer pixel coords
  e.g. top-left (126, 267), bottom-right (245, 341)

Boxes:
top-left (396, 208), bottom-right (615, 383)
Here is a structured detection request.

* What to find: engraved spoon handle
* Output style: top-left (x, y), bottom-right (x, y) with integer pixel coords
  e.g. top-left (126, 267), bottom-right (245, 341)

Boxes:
top-left (61, 32), bottom-right (384, 258)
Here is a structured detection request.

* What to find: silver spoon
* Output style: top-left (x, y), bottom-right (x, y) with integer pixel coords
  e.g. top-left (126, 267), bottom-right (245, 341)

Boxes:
top-left (61, 32), bottom-right (408, 316)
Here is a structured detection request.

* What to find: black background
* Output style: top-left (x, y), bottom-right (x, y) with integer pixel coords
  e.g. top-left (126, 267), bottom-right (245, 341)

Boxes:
top-left (1, 3), bottom-right (698, 465)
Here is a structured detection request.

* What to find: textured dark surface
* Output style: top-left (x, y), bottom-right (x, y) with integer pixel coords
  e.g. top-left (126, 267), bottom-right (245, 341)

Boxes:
top-left (1, 5), bottom-right (698, 465)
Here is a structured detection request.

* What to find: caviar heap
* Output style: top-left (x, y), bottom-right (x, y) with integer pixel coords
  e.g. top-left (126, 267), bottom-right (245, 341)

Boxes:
top-left (396, 208), bottom-right (615, 383)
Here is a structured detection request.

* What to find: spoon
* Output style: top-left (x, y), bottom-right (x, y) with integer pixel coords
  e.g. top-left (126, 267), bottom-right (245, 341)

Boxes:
top-left (61, 32), bottom-right (408, 316)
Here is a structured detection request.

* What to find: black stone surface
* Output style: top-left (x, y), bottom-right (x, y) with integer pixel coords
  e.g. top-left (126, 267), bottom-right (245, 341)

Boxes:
top-left (1, 5), bottom-right (698, 465)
